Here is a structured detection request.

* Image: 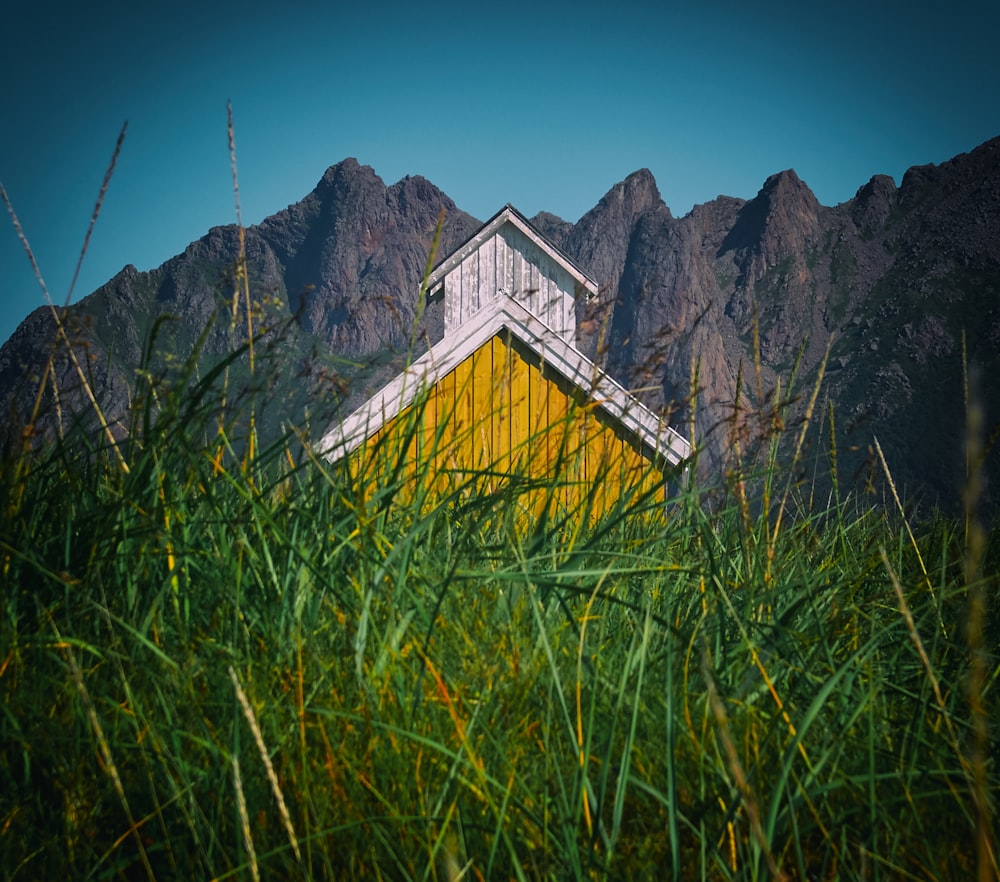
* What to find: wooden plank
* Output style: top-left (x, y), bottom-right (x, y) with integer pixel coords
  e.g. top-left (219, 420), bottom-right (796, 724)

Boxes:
top-left (434, 363), bottom-right (457, 496)
top-left (634, 439), bottom-right (665, 505)
top-left (537, 257), bottom-right (551, 330)
top-left (528, 257), bottom-right (540, 320)
top-left (453, 352), bottom-right (475, 477)
top-left (493, 231), bottom-right (505, 296)
top-left (492, 335), bottom-right (511, 475)
top-left (587, 406), bottom-right (609, 514)
top-left (525, 235), bottom-right (539, 312)
top-left (423, 383), bottom-right (442, 503)
top-left (416, 385), bottom-right (434, 494)
top-left (472, 338), bottom-right (495, 472)
top-left (531, 354), bottom-right (564, 518)
top-left (586, 422), bottom-right (607, 516)
top-left (499, 228), bottom-right (514, 297)
top-left (479, 236), bottom-right (495, 312)
top-left (552, 268), bottom-right (571, 337)
top-left (510, 229), bottom-right (525, 301)
top-left (604, 424), bottom-right (623, 516)
top-left (507, 339), bottom-right (529, 474)
top-left (579, 407), bottom-right (599, 516)
top-left (542, 369), bottom-right (563, 481)
top-left (402, 397), bottom-right (421, 491)
top-left (460, 251), bottom-right (475, 322)
top-left (444, 274), bottom-right (456, 333)
top-left (560, 396), bottom-right (581, 517)
top-left (526, 356), bottom-right (547, 458)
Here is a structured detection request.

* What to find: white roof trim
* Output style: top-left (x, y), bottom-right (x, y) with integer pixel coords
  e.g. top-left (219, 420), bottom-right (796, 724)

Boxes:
top-left (319, 294), bottom-right (690, 467)
top-left (426, 205), bottom-right (598, 298)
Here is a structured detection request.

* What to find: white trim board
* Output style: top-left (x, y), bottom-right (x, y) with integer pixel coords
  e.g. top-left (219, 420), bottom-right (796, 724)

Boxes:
top-left (318, 294), bottom-right (690, 467)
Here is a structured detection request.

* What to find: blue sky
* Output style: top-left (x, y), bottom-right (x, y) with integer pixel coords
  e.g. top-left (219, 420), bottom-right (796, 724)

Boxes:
top-left (2, 0), bottom-right (998, 346)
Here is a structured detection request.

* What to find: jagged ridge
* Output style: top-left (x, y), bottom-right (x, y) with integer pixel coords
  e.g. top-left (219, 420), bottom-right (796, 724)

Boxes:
top-left (3, 139), bottom-right (999, 512)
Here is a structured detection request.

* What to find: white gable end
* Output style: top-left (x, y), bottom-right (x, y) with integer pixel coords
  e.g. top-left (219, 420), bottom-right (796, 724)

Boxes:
top-left (428, 206), bottom-right (596, 343)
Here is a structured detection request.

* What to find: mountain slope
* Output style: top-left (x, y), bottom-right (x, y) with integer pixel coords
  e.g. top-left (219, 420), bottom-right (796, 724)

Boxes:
top-left (2, 140), bottom-right (998, 512)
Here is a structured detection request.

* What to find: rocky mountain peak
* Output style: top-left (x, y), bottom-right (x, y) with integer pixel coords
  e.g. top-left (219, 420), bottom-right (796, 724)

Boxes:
top-left (565, 168), bottom-right (669, 298)
top-left (898, 162), bottom-right (943, 207)
top-left (720, 167), bottom-right (822, 286)
top-left (761, 166), bottom-right (808, 193)
top-left (255, 161), bottom-right (479, 355)
top-left (756, 168), bottom-right (821, 239)
top-left (601, 168), bottom-right (666, 218)
top-left (389, 174), bottom-right (459, 220)
top-left (315, 159), bottom-right (391, 218)
top-left (889, 138), bottom-right (1000, 263)
top-left (318, 156), bottom-right (366, 186)
top-left (852, 174), bottom-right (898, 233)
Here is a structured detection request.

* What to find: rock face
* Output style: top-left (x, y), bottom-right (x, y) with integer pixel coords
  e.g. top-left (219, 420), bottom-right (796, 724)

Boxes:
top-left (0, 161), bottom-right (480, 448)
top-left (257, 160), bottom-right (479, 356)
top-left (3, 140), bottom-right (1000, 513)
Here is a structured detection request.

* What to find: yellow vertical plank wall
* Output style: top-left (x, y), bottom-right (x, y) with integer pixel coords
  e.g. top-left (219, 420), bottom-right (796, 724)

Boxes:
top-left (431, 362), bottom-right (456, 498)
top-left (354, 333), bottom-right (667, 520)
top-left (508, 334), bottom-right (530, 474)
top-left (543, 358), bottom-right (571, 513)
top-left (452, 354), bottom-right (474, 474)
top-left (490, 336), bottom-right (508, 477)
top-left (472, 340), bottom-right (496, 480)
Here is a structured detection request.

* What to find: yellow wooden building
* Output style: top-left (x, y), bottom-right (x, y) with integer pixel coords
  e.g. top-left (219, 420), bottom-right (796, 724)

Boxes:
top-left (319, 206), bottom-right (689, 518)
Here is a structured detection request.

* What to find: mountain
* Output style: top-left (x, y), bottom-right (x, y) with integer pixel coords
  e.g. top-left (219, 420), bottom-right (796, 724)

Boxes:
top-left (3, 139), bottom-right (999, 514)
top-left (0, 162), bottom-right (480, 450)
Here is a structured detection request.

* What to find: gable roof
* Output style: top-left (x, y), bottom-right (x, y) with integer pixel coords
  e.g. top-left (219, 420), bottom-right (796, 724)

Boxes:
top-left (426, 204), bottom-right (597, 299)
top-left (319, 206), bottom-right (689, 468)
top-left (319, 294), bottom-right (690, 467)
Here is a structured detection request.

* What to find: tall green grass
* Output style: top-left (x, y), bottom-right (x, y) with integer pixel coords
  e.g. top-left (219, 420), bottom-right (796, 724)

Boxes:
top-left (0, 321), bottom-right (996, 880)
top-left (1, 122), bottom-right (996, 880)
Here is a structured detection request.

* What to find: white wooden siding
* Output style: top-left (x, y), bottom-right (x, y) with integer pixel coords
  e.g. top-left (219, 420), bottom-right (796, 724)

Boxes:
top-left (442, 221), bottom-right (577, 340)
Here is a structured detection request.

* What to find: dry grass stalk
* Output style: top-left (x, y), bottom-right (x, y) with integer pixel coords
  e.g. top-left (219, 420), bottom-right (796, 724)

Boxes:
top-left (702, 648), bottom-right (787, 882)
top-left (55, 622), bottom-right (155, 881)
top-left (231, 755), bottom-right (261, 882)
top-left (0, 125), bottom-right (131, 473)
top-left (229, 666), bottom-right (302, 863)
top-left (226, 101), bottom-right (256, 465)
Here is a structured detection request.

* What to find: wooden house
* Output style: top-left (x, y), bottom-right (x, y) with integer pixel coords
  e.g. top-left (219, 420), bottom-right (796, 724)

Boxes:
top-left (319, 205), bottom-right (690, 516)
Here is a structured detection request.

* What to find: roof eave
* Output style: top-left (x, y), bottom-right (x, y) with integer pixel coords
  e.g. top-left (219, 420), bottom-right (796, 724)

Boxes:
top-left (319, 295), bottom-right (690, 467)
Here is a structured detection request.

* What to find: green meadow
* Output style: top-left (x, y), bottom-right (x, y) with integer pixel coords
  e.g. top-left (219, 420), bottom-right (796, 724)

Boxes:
top-left (0, 324), bottom-right (995, 881)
